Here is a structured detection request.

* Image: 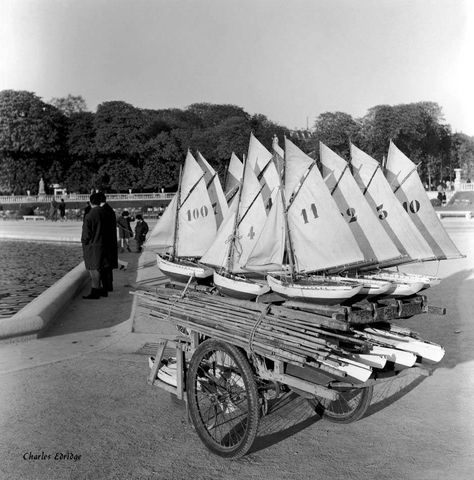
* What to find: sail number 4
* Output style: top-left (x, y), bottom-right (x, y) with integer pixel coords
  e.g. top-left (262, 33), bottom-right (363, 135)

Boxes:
top-left (186, 206), bottom-right (209, 221)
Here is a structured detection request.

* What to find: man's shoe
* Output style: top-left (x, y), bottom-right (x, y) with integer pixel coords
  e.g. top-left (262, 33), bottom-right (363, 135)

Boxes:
top-left (83, 289), bottom-right (101, 300)
top-left (99, 288), bottom-right (108, 297)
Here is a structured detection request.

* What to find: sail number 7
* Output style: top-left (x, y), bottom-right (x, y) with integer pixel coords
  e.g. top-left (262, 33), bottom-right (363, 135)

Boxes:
top-left (301, 204), bottom-right (319, 224)
top-left (186, 206), bottom-right (209, 221)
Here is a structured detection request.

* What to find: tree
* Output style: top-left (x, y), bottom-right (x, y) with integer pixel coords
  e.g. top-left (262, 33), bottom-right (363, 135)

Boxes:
top-left (63, 160), bottom-right (97, 194)
top-left (451, 133), bottom-right (474, 181)
top-left (0, 90), bottom-right (67, 193)
top-left (49, 94), bottom-right (88, 117)
top-left (310, 112), bottom-right (360, 159)
top-left (142, 131), bottom-right (183, 190)
top-left (94, 101), bottom-right (148, 157)
top-left (0, 90), bottom-right (66, 155)
top-left (67, 112), bottom-right (97, 159)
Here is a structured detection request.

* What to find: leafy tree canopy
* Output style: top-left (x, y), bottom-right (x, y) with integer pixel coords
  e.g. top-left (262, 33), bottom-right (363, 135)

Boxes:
top-left (49, 94), bottom-right (88, 117)
top-left (0, 90), bottom-right (65, 154)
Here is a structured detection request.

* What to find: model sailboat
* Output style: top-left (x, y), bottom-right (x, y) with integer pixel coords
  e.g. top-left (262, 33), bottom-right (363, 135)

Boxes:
top-left (245, 138), bottom-right (364, 304)
top-left (382, 141), bottom-right (464, 287)
top-left (320, 143), bottom-right (400, 296)
top-left (146, 151), bottom-right (216, 283)
top-left (349, 144), bottom-right (440, 294)
top-left (200, 156), bottom-right (271, 299)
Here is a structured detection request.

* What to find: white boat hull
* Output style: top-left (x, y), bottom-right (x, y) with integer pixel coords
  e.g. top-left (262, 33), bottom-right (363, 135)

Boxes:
top-left (266, 275), bottom-right (363, 305)
top-left (361, 272), bottom-right (425, 297)
top-left (156, 254), bottom-right (213, 283)
top-left (365, 270), bottom-right (441, 292)
top-left (356, 278), bottom-right (392, 297)
top-left (213, 271), bottom-right (270, 300)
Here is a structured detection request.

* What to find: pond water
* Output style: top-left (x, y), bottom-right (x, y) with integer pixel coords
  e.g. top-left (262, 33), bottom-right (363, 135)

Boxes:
top-left (0, 240), bottom-right (83, 319)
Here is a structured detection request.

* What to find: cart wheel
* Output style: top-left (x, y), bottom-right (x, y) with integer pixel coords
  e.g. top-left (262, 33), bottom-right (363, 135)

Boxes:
top-left (308, 386), bottom-right (373, 424)
top-left (186, 339), bottom-right (260, 458)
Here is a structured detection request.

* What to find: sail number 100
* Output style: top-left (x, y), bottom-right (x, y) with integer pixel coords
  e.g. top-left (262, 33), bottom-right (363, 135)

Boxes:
top-left (186, 206), bottom-right (209, 221)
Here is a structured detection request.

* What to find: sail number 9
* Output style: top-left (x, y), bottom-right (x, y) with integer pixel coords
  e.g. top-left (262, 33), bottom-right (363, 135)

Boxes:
top-left (186, 206), bottom-right (209, 221)
top-left (301, 204), bottom-right (319, 224)
top-left (402, 200), bottom-right (420, 214)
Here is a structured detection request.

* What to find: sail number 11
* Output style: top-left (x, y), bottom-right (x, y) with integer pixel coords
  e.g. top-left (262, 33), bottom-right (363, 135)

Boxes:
top-left (301, 204), bottom-right (319, 224)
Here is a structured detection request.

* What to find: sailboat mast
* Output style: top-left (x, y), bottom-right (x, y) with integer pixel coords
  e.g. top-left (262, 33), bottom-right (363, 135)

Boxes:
top-left (171, 165), bottom-right (183, 260)
top-left (282, 141), bottom-right (296, 278)
top-left (226, 156), bottom-right (247, 272)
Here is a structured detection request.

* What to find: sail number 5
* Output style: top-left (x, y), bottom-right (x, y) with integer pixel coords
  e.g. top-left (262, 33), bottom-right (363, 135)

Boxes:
top-left (186, 206), bottom-right (209, 221)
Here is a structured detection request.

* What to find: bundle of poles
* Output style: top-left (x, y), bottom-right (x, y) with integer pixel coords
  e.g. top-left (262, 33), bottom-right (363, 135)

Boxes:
top-left (132, 287), bottom-right (383, 380)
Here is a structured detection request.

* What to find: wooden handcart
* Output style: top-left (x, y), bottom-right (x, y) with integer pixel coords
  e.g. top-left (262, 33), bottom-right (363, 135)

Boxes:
top-left (137, 284), bottom-right (446, 459)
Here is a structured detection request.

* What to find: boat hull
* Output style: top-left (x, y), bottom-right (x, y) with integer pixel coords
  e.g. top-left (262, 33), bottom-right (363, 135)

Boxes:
top-left (156, 254), bottom-right (213, 284)
top-left (267, 275), bottom-right (363, 305)
top-left (362, 271), bottom-right (426, 297)
top-left (213, 271), bottom-right (270, 300)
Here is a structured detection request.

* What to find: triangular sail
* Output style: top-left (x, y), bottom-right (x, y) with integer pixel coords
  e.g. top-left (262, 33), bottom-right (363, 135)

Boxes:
top-left (285, 139), bottom-right (365, 273)
top-left (175, 151), bottom-right (217, 257)
top-left (320, 143), bottom-right (402, 266)
top-left (196, 151), bottom-right (228, 227)
top-left (146, 194), bottom-right (178, 251)
top-left (247, 133), bottom-right (280, 212)
top-left (201, 159), bottom-right (269, 273)
top-left (385, 141), bottom-right (463, 260)
top-left (244, 188), bottom-right (286, 271)
top-left (224, 152), bottom-right (243, 200)
top-left (350, 144), bottom-right (435, 263)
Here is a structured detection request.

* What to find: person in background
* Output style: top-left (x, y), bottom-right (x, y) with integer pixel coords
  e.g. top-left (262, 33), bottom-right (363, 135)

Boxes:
top-left (117, 211), bottom-right (133, 252)
top-left (81, 193), bottom-right (109, 299)
top-left (96, 192), bottom-right (118, 292)
top-left (50, 198), bottom-right (58, 221)
top-left (58, 198), bottom-right (66, 221)
top-left (134, 214), bottom-right (149, 252)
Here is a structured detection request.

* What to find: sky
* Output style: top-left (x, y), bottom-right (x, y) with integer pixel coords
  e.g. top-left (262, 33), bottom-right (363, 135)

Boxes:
top-left (1, 0), bottom-right (473, 134)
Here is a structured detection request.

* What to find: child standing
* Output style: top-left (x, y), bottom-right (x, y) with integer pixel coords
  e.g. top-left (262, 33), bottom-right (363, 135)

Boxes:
top-left (117, 211), bottom-right (133, 252)
top-left (134, 214), bottom-right (149, 252)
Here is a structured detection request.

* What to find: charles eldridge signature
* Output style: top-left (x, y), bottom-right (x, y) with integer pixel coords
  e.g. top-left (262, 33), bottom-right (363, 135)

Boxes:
top-left (23, 451), bottom-right (81, 462)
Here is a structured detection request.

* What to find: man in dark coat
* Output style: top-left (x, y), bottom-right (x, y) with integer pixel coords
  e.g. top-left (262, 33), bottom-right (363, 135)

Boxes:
top-left (96, 192), bottom-right (118, 292)
top-left (81, 193), bottom-right (109, 299)
top-left (134, 214), bottom-right (149, 252)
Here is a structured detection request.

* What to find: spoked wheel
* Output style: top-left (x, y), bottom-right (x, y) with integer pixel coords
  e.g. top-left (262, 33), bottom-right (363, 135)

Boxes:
top-left (308, 385), bottom-right (373, 424)
top-left (186, 339), bottom-right (260, 458)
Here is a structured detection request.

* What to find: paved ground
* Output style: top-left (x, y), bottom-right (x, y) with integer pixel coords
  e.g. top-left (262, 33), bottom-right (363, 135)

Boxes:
top-left (0, 219), bottom-right (473, 479)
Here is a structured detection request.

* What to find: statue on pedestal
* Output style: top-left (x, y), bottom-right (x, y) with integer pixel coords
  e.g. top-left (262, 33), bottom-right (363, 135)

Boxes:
top-left (38, 177), bottom-right (45, 196)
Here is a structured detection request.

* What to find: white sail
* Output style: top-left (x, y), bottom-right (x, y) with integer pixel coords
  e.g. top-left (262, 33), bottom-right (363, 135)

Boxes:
top-left (350, 144), bottom-right (435, 263)
top-left (224, 152), bottom-right (243, 197)
top-left (199, 204), bottom-right (237, 269)
top-left (245, 188), bottom-right (286, 271)
top-left (146, 194), bottom-right (178, 251)
top-left (175, 151), bottom-right (217, 257)
top-left (320, 143), bottom-right (402, 265)
top-left (247, 133), bottom-right (280, 212)
top-left (285, 139), bottom-right (365, 272)
top-left (385, 141), bottom-right (463, 260)
top-left (201, 159), bottom-right (269, 273)
top-left (196, 151), bottom-right (228, 227)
